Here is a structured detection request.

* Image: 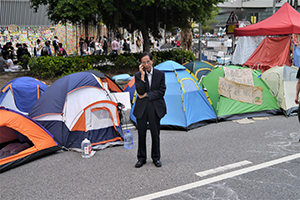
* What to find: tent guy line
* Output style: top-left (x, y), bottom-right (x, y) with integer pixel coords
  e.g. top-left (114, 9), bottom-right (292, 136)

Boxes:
top-left (130, 153), bottom-right (300, 200)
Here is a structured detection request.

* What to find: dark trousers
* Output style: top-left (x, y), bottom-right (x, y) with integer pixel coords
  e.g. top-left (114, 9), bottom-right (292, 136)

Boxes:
top-left (137, 101), bottom-right (161, 162)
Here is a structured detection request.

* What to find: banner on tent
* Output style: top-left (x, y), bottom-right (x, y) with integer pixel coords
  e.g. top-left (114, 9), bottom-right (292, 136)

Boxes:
top-left (224, 67), bottom-right (254, 86)
top-left (218, 77), bottom-right (263, 105)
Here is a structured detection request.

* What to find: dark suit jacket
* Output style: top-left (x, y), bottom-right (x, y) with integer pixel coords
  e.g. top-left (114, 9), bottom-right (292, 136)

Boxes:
top-left (133, 68), bottom-right (167, 119)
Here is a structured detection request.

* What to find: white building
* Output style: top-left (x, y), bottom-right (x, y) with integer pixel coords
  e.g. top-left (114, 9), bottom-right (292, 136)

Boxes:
top-left (215, 0), bottom-right (300, 28)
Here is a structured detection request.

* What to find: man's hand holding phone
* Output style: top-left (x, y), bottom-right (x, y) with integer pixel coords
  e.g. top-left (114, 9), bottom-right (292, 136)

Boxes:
top-left (139, 64), bottom-right (145, 75)
top-left (139, 63), bottom-right (145, 81)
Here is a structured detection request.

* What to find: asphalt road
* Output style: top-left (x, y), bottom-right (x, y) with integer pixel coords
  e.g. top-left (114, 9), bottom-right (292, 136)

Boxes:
top-left (1, 111), bottom-right (300, 200)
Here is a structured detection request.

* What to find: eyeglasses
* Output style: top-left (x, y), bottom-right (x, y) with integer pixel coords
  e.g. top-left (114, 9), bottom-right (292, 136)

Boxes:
top-left (141, 60), bottom-right (151, 65)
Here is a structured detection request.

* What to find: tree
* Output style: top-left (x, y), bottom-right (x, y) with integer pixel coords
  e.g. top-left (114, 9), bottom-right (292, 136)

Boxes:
top-left (200, 10), bottom-right (220, 33)
top-left (30, 0), bottom-right (224, 52)
top-left (30, 0), bottom-right (99, 38)
top-left (99, 0), bottom-right (224, 52)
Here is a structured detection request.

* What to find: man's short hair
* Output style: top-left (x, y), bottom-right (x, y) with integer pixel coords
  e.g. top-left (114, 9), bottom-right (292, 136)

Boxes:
top-left (140, 52), bottom-right (153, 60)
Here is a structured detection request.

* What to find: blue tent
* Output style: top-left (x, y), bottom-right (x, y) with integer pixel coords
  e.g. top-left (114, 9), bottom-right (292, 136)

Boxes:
top-left (130, 60), bottom-right (217, 130)
top-left (29, 71), bottom-right (124, 150)
top-left (0, 77), bottom-right (48, 115)
top-left (123, 77), bottom-right (136, 103)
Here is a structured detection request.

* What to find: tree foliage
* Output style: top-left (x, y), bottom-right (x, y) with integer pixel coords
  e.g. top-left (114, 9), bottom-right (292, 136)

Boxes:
top-left (30, 0), bottom-right (224, 52)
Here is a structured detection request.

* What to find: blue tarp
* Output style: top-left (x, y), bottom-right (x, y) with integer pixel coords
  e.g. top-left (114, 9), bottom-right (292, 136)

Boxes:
top-left (294, 46), bottom-right (300, 68)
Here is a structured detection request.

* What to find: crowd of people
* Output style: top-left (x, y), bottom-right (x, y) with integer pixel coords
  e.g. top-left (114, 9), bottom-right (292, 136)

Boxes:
top-left (0, 36), bottom-right (68, 72)
top-left (78, 36), bottom-right (141, 56)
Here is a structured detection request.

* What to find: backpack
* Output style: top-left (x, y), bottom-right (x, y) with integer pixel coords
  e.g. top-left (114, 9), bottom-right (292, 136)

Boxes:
top-left (52, 40), bottom-right (58, 50)
top-left (41, 46), bottom-right (49, 56)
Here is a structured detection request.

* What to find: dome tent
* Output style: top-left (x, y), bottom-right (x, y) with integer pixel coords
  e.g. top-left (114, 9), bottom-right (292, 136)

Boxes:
top-left (29, 71), bottom-right (124, 150)
top-left (0, 77), bottom-right (48, 115)
top-left (183, 60), bottom-right (215, 81)
top-left (130, 60), bottom-right (217, 130)
top-left (200, 65), bottom-right (282, 120)
top-left (262, 65), bottom-right (299, 116)
top-left (0, 107), bottom-right (59, 173)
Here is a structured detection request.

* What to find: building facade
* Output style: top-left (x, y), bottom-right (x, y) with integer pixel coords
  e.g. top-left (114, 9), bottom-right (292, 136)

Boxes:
top-left (216, 0), bottom-right (300, 27)
top-left (0, 0), bottom-right (52, 27)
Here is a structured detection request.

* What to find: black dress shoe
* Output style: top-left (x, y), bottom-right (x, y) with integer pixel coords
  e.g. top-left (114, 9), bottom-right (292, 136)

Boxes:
top-left (153, 160), bottom-right (162, 167)
top-left (135, 160), bottom-right (146, 168)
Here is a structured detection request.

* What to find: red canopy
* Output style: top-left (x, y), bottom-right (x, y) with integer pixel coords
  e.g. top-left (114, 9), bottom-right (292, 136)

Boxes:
top-left (243, 36), bottom-right (291, 72)
top-left (234, 3), bottom-right (300, 36)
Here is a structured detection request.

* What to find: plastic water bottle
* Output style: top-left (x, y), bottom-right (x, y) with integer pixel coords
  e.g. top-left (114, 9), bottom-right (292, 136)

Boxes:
top-left (81, 138), bottom-right (92, 158)
top-left (124, 129), bottom-right (133, 149)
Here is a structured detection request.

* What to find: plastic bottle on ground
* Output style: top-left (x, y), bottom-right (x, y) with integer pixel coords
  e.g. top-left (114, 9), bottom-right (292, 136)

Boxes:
top-left (81, 138), bottom-right (92, 158)
top-left (124, 129), bottom-right (133, 149)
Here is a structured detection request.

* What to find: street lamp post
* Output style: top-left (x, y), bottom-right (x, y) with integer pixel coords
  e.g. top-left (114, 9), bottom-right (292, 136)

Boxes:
top-left (198, 23), bottom-right (201, 61)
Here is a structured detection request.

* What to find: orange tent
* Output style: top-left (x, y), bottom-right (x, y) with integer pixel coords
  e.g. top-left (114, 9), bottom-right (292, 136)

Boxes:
top-left (0, 107), bottom-right (60, 172)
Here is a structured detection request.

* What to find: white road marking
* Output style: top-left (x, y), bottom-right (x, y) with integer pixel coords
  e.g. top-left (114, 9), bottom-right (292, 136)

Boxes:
top-left (195, 160), bottom-right (252, 177)
top-left (130, 153), bottom-right (300, 200)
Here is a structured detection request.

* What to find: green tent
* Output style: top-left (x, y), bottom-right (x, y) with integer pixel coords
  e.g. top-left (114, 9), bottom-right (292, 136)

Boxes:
top-left (200, 65), bottom-right (281, 121)
top-left (183, 60), bottom-right (215, 81)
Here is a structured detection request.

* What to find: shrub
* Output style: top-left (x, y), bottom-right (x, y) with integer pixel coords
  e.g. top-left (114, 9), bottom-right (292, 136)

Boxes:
top-left (25, 49), bottom-right (196, 79)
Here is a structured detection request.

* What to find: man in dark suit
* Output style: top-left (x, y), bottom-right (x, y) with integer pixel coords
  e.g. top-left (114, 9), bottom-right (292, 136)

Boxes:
top-left (133, 52), bottom-right (166, 168)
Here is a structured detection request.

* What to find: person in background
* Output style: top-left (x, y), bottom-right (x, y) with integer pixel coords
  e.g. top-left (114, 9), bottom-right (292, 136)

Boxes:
top-left (136, 37), bottom-right (142, 53)
top-left (41, 41), bottom-right (52, 56)
top-left (126, 38), bottom-right (131, 53)
top-left (221, 36), bottom-right (225, 51)
top-left (35, 39), bottom-right (42, 57)
top-left (22, 43), bottom-right (31, 57)
top-left (0, 53), bottom-right (8, 72)
top-left (58, 43), bottom-right (67, 57)
top-left (6, 56), bottom-right (14, 70)
top-left (226, 37), bottom-right (233, 55)
top-left (95, 38), bottom-right (102, 55)
top-left (176, 39), bottom-right (180, 47)
top-left (133, 52), bottom-right (167, 168)
top-left (102, 35), bottom-right (108, 55)
top-left (89, 37), bottom-right (95, 55)
top-left (118, 38), bottom-right (123, 55)
top-left (110, 38), bottom-right (119, 55)
top-left (85, 37), bottom-right (90, 54)
top-left (52, 36), bottom-right (59, 56)
top-left (6, 42), bottom-right (14, 60)
top-left (16, 43), bottom-right (24, 62)
top-left (82, 39), bottom-right (88, 56)
top-left (123, 38), bottom-right (129, 53)
top-left (79, 38), bottom-right (84, 55)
